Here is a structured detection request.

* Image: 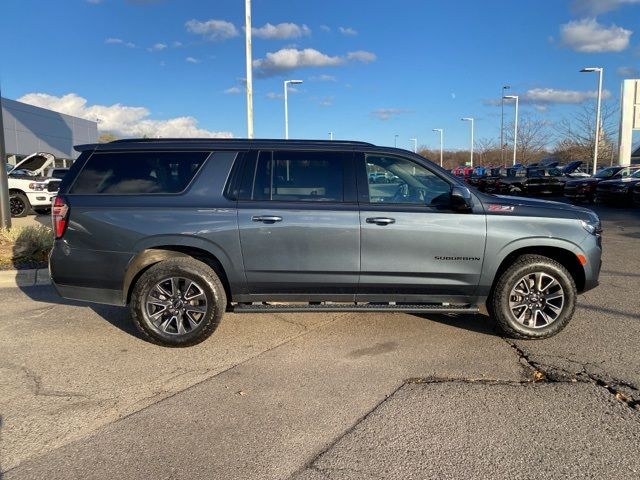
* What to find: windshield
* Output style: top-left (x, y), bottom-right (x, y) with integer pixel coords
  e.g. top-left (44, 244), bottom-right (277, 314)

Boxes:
top-left (633, 169), bottom-right (640, 179)
top-left (4, 164), bottom-right (12, 173)
top-left (594, 167), bottom-right (617, 178)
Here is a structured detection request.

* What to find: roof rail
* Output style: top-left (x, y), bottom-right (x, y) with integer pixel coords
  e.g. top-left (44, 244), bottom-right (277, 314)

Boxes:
top-left (108, 138), bottom-right (375, 146)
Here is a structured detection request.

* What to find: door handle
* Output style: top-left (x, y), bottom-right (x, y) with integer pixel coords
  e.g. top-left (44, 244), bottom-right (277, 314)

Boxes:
top-left (366, 217), bottom-right (395, 225)
top-left (252, 215), bottom-right (283, 223)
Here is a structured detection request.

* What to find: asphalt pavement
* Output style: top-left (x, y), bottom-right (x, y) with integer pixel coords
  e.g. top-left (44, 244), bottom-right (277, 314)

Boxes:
top-left (0, 204), bottom-right (638, 479)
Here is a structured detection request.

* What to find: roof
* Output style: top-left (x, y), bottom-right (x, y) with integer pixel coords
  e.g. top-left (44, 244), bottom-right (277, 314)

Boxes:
top-left (75, 138), bottom-right (375, 152)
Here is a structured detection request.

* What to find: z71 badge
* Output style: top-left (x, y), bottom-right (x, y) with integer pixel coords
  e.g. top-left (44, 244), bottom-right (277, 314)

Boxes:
top-left (488, 204), bottom-right (515, 213)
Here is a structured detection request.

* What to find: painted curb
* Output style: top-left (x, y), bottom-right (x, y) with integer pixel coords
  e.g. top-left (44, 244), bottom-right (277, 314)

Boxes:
top-left (0, 268), bottom-right (51, 288)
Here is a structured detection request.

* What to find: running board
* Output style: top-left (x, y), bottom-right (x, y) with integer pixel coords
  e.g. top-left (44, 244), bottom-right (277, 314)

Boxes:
top-left (231, 303), bottom-right (480, 314)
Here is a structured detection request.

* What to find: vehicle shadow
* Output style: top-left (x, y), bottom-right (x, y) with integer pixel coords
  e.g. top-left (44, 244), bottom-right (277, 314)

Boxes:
top-left (412, 312), bottom-right (503, 337)
top-left (16, 285), bottom-right (143, 340)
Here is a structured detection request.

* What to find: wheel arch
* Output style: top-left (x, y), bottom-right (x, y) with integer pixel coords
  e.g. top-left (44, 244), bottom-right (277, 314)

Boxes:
top-left (489, 245), bottom-right (586, 298)
top-left (123, 247), bottom-right (232, 306)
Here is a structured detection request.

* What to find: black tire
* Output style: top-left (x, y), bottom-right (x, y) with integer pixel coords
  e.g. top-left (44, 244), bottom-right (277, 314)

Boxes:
top-left (130, 257), bottom-right (227, 347)
top-left (489, 254), bottom-right (576, 340)
top-left (9, 192), bottom-right (31, 218)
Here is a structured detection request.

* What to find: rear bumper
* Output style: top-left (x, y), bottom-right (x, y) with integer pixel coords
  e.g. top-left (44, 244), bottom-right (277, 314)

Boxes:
top-left (49, 242), bottom-right (131, 306)
top-left (52, 282), bottom-right (125, 306)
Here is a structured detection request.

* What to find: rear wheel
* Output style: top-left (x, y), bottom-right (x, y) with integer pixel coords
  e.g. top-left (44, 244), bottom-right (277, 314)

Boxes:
top-left (489, 254), bottom-right (576, 339)
top-left (9, 192), bottom-right (30, 217)
top-left (130, 257), bottom-right (227, 347)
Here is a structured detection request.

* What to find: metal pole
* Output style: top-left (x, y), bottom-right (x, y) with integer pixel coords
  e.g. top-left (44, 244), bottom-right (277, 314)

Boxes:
top-left (594, 68), bottom-right (603, 174)
top-left (512, 98), bottom-right (519, 165)
top-left (470, 119), bottom-right (474, 167)
top-left (394, 134), bottom-right (398, 148)
top-left (500, 85), bottom-right (509, 164)
top-left (410, 138), bottom-right (417, 153)
top-left (284, 81), bottom-right (289, 139)
top-left (328, 132), bottom-right (333, 140)
top-left (440, 130), bottom-right (443, 167)
top-left (244, 0), bottom-right (254, 139)
top-left (0, 91), bottom-right (11, 228)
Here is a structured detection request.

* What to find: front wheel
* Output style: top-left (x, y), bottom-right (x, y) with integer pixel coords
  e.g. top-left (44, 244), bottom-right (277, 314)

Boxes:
top-left (130, 257), bottom-right (227, 347)
top-left (489, 254), bottom-right (577, 339)
top-left (10, 192), bottom-right (31, 217)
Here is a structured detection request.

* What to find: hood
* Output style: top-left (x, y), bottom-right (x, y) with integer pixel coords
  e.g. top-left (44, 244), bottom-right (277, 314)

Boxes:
top-left (562, 160), bottom-right (583, 174)
top-left (486, 194), bottom-right (595, 221)
top-left (8, 152), bottom-right (55, 176)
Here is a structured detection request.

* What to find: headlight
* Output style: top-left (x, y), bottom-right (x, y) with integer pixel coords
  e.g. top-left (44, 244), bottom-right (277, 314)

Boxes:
top-left (581, 216), bottom-right (602, 235)
top-left (28, 182), bottom-right (47, 191)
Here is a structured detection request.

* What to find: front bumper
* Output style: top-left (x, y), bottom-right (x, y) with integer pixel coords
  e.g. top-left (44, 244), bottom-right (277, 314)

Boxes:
top-left (25, 192), bottom-right (55, 207)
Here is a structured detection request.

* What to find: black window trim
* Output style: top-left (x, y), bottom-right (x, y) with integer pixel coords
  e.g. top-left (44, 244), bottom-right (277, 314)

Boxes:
top-left (67, 149), bottom-right (216, 196)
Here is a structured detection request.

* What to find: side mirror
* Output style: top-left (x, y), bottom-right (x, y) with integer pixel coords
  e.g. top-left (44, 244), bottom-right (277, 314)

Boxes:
top-left (451, 186), bottom-right (473, 212)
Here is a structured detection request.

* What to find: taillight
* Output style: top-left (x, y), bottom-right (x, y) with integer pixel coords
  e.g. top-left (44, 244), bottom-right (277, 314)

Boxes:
top-left (52, 196), bottom-right (69, 239)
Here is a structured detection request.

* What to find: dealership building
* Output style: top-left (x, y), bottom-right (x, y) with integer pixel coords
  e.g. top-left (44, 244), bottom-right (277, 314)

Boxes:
top-left (1, 97), bottom-right (98, 167)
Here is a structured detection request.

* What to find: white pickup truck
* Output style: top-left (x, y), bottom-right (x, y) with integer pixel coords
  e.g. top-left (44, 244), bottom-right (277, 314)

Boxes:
top-left (8, 152), bottom-right (67, 217)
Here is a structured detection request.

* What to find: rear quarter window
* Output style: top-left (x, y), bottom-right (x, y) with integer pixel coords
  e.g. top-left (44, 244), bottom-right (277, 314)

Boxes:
top-left (70, 151), bottom-right (209, 194)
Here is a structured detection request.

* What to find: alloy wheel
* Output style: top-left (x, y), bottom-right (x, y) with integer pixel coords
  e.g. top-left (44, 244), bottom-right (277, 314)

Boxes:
top-left (10, 196), bottom-right (26, 217)
top-left (508, 272), bottom-right (565, 329)
top-left (144, 277), bottom-right (209, 336)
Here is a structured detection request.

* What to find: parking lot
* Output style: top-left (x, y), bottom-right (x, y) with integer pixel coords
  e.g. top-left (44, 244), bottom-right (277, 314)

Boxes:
top-left (1, 203), bottom-right (639, 480)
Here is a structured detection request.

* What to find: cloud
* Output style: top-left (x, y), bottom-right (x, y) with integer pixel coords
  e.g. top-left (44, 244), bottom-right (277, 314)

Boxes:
top-left (339, 26), bottom-right (358, 36)
top-left (105, 37), bottom-right (136, 48)
top-left (252, 22), bottom-right (311, 39)
top-left (571, 0), bottom-right (640, 15)
top-left (318, 96), bottom-right (334, 107)
top-left (172, 41), bottom-right (183, 47)
top-left (346, 50), bottom-right (376, 63)
top-left (371, 108), bottom-right (411, 121)
top-left (320, 25), bottom-right (331, 33)
top-left (266, 92), bottom-right (284, 100)
top-left (148, 42), bottom-right (167, 52)
top-left (485, 87), bottom-right (612, 107)
top-left (309, 74), bottom-right (337, 82)
top-left (185, 19), bottom-right (239, 41)
top-left (253, 48), bottom-right (375, 76)
top-left (18, 92), bottom-right (232, 138)
top-left (185, 56), bottom-right (200, 63)
top-left (523, 88), bottom-right (611, 104)
top-left (224, 86), bottom-right (242, 94)
top-left (560, 18), bottom-right (632, 52)
top-left (617, 66), bottom-right (640, 77)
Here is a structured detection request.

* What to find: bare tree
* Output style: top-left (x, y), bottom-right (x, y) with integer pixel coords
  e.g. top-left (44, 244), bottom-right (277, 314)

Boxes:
top-left (555, 101), bottom-right (618, 170)
top-left (98, 133), bottom-right (118, 143)
top-left (504, 116), bottom-right (554, 165)
top-left (475, 138), bottom-right (501, 166)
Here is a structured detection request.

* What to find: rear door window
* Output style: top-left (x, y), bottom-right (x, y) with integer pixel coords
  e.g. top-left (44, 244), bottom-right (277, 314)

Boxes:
top-left (241, 150), bottom-right (346, 202)
top-left (70, 151), bottom-right (209, 194)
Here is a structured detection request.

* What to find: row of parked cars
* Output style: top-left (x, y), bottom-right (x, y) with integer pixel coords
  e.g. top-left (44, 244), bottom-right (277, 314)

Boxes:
top-left (5, 152), bottom-right (68, 217)
top-left (452, 161), bottom-right (640, 206)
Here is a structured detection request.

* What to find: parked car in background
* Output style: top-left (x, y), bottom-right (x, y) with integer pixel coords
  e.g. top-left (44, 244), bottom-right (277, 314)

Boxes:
top-left (476, 167), bottom-right (502, 192)
top-left (487, 161), bottom-right (584, 196)
top-left (49, 138), bottom-right (602, 347)
top-left (632, 182), bottom-right (640, 206)
top-left (595, 169), bottom-right (640, 205)
top-left (7, 152), bottom-right (61, 217)
top-left (565, 166), bottom-right (640, 204)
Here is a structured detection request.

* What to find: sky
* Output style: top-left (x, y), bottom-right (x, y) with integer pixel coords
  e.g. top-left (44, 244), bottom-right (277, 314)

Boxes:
top-left (1, 0), bottom-right (639, 150)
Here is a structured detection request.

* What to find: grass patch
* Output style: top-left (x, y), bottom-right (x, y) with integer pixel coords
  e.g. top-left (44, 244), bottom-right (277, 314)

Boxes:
top-left (0, 225), bottom-right (53, 270)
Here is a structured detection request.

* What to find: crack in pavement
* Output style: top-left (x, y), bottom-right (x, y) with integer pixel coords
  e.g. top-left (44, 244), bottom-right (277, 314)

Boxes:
top-left (503, 338), bottom-right (640, 412)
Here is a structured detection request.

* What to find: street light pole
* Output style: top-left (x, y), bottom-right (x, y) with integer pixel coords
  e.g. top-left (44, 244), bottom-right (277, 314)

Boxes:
top-left (462, 117), bottom-right (474, 167)
top-left (284, 79), bottom-right (303, 139)
top-left (432, 128), bottom-right (444, 167)
top-left (394, 134), bottom-right (399, 148)
top-left (284, 80), bottom-right (303, 139)
top-left (410, 138), bottom-right (418, 153)
top-left (244, 0), bottom-right (254, 139)
top-left (328, 132), bottom-right (333, 140)
top-left (504, 95), bottom-right (519, 165)
top-left (0, 91), bottom-right (11, 228)
top-left (500, 85), bottom-right (510, 164)
top-left (581, 67), bottom-right (604, 174)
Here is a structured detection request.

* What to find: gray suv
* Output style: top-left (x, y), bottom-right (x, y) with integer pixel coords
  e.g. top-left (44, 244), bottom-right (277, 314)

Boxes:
top-left (50, 139), bottom-right (602, 347)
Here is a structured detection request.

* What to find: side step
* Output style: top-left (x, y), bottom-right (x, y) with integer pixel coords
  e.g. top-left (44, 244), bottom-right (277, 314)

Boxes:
top-left (231, 303), bottom-right (480, 314)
